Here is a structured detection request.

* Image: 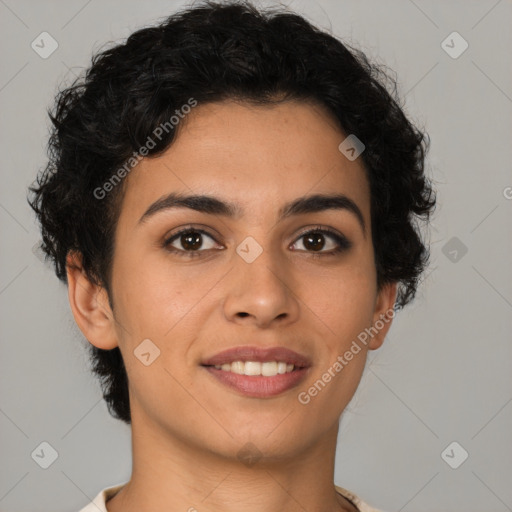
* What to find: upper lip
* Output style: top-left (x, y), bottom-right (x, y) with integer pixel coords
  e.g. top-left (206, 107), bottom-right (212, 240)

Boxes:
top-left (202, 346), bottom-right (311, 368)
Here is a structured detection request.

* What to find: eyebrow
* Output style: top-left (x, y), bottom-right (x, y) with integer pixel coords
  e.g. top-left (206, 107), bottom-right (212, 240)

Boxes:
top-left (138, 192), bottom-right (366, 236)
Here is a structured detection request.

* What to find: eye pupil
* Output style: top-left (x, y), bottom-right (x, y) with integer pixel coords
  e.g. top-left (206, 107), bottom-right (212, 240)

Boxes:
top-left (304, 232), bottom-right (325, 251)
top-left (182, 231), bottom-right (202, 250)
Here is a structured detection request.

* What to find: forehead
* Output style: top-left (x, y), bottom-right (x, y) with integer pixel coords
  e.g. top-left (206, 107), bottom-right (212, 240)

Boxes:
top-left (117, 99), bottom-right (371, 227)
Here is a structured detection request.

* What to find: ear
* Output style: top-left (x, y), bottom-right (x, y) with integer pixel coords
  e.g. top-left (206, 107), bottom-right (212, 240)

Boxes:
top-left (66, 251), bottom-right (118, 350)
top-left (368, 281), bottom-right (398, 350)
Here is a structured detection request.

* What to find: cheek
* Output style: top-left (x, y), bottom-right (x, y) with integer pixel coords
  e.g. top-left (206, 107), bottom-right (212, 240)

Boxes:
top-left (295, 271), bottom-right (375, 417)
top-left (111, 251), bottom-right (218, 340)
top-left (300, 261), bottom-right (377, 345)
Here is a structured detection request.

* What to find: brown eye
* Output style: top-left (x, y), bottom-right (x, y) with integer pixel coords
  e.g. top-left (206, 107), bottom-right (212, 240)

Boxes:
top-left (180, 231), bottom-right (203, 251)
top-left (291, 228), bottom-right (351, 255)
top-left (164, 228), bottom-right (220, 257)
top-left (302, 232), bottom-right (326, 251)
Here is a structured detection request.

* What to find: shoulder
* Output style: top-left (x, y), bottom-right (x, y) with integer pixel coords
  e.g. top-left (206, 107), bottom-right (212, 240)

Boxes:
top-left (335, 485), bottom-right (387, 512)
top-left (77, 483), bottom-right (126, 512)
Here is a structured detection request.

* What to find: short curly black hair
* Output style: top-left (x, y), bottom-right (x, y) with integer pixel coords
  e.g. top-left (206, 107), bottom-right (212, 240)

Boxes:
top-left (28, 0), bottom-right (436, 424)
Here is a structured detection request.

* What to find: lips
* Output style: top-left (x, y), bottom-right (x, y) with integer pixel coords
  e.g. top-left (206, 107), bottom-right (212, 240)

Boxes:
top-left (202, 346), bottom-right (311, 367)
top-left (201, 346), bottom-right (311, 398)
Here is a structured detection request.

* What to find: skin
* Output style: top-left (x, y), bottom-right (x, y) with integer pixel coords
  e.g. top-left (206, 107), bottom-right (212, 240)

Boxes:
top-left (67, 99), bottom-right (397, 512)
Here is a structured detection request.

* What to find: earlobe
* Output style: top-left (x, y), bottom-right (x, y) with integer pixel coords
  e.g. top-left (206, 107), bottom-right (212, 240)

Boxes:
top-left (368, 281), bottom-right (398, 350)
top-left (66, 251), bottom-right (118, 350)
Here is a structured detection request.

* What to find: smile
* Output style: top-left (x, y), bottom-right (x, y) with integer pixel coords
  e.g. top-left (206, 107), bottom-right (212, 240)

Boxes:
top-left (202, 346), bottom-right (311, 397)
top-left (213, 361), bottom-right (295, 376)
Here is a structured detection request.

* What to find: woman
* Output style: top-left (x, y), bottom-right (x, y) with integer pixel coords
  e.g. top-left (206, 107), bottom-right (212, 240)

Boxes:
top-left (28, 2), bottom-right (435, 510)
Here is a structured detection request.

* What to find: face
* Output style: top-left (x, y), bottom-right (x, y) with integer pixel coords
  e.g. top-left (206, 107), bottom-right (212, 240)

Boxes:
top-left (73, 99), bottom-right (396, 463)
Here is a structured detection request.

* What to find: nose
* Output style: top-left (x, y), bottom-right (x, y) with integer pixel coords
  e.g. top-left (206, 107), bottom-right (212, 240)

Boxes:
top-left (222, 242), bottom-right (300, 329)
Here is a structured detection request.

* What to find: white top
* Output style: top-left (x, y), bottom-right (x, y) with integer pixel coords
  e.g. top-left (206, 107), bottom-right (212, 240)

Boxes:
top-left (78, 482), bottom-right (385, 512)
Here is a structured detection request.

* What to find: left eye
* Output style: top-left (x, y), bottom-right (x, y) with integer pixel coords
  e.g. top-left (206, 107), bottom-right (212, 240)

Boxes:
top-left (163, 227), bottom-right (351, 258)
top-left (290, 229), bottom-right (350, 254)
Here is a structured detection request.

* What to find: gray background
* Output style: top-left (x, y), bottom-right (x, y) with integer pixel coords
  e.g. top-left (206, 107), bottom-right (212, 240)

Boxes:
top-left (1, 0), bottom-right (511, 510)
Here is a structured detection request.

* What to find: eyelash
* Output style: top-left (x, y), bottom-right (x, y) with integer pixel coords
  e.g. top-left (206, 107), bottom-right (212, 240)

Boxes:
top-left (163, 225), bottom-right (352, 259)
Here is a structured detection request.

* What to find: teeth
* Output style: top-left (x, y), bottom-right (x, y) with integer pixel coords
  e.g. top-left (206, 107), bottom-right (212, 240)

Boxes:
top-left (277, 362), bottom-right (287, 374)
top-left (244, 361), bottom-right (262, 376)
top-left (261, 361), bottom-right (277, 376)
top-left (213, 361), bottom-right (296, 376)
top-left (231, 361), bottom-right (245, 375)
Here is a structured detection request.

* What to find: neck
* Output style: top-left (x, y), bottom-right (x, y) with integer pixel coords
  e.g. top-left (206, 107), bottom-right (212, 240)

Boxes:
top-left (106, 414), bottom-right (356, 512)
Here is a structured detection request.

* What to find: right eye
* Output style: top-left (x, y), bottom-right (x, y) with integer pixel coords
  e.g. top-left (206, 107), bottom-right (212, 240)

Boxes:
top-left (163, 228), bottom-right (223, 258)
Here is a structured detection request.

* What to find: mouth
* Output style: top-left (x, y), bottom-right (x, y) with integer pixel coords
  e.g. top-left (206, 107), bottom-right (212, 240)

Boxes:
top-left (201, 346), bottom-right (311, 398)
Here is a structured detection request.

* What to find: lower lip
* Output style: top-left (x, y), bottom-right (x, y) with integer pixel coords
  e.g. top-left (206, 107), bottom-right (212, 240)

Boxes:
top-left (203, 366), bottom-right (309, 398)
